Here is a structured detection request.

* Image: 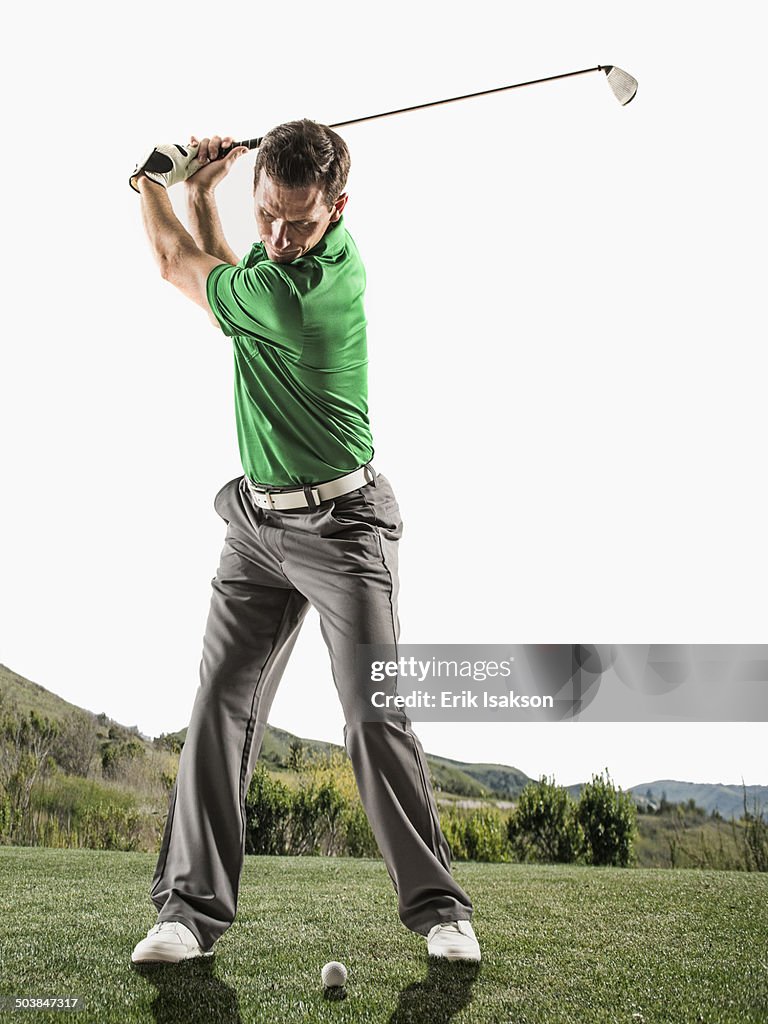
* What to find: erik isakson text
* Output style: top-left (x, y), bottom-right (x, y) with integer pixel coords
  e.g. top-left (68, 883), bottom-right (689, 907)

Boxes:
top-left (370, 690), bottom-right (554, 709)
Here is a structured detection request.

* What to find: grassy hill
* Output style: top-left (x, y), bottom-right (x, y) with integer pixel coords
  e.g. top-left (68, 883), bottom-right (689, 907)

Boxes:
top-left (2, 662), bottom-right (765, 844)
top-left (0, 663), bottom-right (532, 800)
top-left (426, 755), bottom-right (531, 799)
top-left (0, 663), bottom-right (122, 729)
top-left (165, 721), bottom-right (341, 770)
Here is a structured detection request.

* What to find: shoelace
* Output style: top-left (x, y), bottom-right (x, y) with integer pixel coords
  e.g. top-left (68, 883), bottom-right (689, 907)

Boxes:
top-left (153, 922), bottom-right (183, 937)
top-left (429, 922), bottom-right (464, 940)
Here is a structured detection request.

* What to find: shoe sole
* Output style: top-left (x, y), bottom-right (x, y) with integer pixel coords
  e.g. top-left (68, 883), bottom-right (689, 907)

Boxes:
top-left (131, 946), bottom-right (214, 964)
top-left (429, 952), bottom-right (481, 961)
top-left (427, 946), bottom-right (481, 961)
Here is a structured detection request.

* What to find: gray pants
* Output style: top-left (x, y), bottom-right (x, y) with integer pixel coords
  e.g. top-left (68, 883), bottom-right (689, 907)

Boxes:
top-left (149, 470), bottom-right (473, 951)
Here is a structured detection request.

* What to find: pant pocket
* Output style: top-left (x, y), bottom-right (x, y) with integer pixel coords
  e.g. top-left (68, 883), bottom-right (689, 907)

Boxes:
top-left (330, 491), bottom-right (402, 537)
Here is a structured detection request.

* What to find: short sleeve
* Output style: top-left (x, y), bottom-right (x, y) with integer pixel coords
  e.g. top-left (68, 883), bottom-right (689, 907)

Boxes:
top-left (206, 263), bottom-right (303, 356)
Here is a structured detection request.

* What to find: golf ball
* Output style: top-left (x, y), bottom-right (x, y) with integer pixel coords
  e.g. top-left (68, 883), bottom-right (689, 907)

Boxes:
top-left (321, 961), bottom-right (348, 988)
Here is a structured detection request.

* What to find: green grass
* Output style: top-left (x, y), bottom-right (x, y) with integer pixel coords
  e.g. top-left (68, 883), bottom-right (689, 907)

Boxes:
top-left (1, 849), bottom-right (766, 1023)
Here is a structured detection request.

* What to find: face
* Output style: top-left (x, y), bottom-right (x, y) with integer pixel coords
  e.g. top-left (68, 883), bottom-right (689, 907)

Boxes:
top-left (254, 170), bottom-right (348, 263)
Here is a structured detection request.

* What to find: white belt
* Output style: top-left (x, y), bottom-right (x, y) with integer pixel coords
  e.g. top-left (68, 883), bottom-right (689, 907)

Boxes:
top-left (246, 462), bottom-right (376, 511)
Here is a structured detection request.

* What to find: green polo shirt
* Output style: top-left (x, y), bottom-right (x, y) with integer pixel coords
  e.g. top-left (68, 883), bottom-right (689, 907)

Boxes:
top-left (206, 216), bottom-right (374, 487)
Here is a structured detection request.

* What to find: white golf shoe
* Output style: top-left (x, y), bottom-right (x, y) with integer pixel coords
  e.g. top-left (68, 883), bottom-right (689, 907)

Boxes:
top-left (131, 921), bottom-right (213, 964)
top-left (426, 919), bottom-right (481, 961)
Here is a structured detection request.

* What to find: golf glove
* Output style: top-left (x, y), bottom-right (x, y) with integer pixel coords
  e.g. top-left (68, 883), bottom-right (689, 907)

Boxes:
top-left (130, 142), bottom-right (203, 192)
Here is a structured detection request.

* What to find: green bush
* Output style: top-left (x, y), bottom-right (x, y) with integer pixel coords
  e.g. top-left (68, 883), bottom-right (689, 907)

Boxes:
top-left (245, 763), bottom-right (293, 855)
top-left (441, 806), bottom-right (513, 862)
top-left (507, 777), bottom-right (582, 864)
top-left (286, 769), bottom-right (348, 856)
top-left (288, 784), bottom-right (326, 856)
top-left (101, 738), bottom-right (145, 780)
top-left (464, 809), bottom-right (512, 862)
top-left (342, 802), bottom-right (379, 857)
top-left (441, 809), bottom-right (470, 861)
top-left (245, 752), bottom-right (380, 859)
top-left (575, 769), bottom-right (637, 867)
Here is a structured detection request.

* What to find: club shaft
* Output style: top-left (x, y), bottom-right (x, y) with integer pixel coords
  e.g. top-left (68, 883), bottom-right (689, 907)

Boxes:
top-left (232, 65), bottom-right (604, 151)
top-left (333, 65), bottom-right (603, 129)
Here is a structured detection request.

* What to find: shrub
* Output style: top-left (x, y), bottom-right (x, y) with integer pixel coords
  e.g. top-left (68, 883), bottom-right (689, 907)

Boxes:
top-left (464, 809), bottom-right (512, 862)
top-left (245, 751), bottom-right (381, 859)
top-left (101, 737), bottom-right (145, 780)
top-left (245, 762), bottom-right (292, 855)
top-left (575, 769), bottom-right (637, 867)
top-left (51, 710), bottom-right (99, 777)
top-left (342, 802), bottom-right (379, 857)
top-left (507, 777), bottom-right (582, 863)
top-left (441, 805), bottom-right (513, 862)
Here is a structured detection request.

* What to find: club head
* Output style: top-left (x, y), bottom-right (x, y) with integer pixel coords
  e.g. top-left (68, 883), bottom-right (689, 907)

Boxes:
top-left (600, 65), bottom-right (638, 106)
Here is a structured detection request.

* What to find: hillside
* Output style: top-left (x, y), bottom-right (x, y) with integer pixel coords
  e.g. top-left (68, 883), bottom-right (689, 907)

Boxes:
top-left (164, 722), bottom-right (341, 769)
top-left (426, 754), bottom-right (531, 799)
top-left (119, 719), bottom-right (532, 800)
top-left (0, 664), bottom-right (533, 800)
top-left (564, 777), bottom-right (766, 818)
top-left (0, 663), bottom-right (133, 731)
top-left (2, 664), bottom-right (765, 815)
top-left (629, 780), bottom-right (767, 820)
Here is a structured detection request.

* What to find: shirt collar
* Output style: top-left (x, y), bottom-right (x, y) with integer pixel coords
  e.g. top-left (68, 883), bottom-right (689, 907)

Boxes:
top-left (306, 215), bottom-right (346, 259)
top-left (252, 216), bottom-right (346, 265)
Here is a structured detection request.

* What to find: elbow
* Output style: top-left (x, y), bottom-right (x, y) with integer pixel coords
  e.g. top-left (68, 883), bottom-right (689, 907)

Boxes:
top-left (156, 241), bottom-right (197, 285)
top-left (157, 250), bottom-right (182, 284)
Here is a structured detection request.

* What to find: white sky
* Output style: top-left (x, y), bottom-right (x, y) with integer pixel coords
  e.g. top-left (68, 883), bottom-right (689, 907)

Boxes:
top-left (1, 2), bottom-right (766, 791)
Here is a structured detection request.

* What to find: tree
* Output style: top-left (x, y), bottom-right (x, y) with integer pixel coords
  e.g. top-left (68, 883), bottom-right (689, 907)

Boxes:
top-left (507, 776), bottom-right (582, 863)
top-left (575, 769), bottom-right (637, 867)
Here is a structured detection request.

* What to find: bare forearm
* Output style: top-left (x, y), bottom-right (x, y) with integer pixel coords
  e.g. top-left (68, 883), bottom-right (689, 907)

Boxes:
top-left (185, 185), bottom-right (239, 265)
top-left (137, 176), bottom-right (199, 275)
top-left (135, 175), bottom-right (224, 312)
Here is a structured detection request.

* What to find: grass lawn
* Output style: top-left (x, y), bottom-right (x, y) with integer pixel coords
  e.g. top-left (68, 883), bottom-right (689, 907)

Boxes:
top-left (1, 848), bottom-right (766, 1023)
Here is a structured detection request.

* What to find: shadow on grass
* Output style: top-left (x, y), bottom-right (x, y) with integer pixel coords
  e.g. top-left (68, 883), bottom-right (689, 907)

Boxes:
top-left (132, 959), bottom-right (241, 1024)
top-left (389, 957), bottom-right (481, 1024)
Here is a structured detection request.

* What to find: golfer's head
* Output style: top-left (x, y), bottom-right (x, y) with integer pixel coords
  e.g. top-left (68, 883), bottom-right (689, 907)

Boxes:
top-left (253, 119), bottom-right (350, 263)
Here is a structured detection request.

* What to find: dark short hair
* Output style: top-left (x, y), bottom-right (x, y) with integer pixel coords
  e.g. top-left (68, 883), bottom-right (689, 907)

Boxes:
top-left (253, 119), bottom-right (350, 209)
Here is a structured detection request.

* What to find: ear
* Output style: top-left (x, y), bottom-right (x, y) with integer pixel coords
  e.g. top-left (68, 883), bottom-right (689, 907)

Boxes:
top-left (330, 192), bottom-right (349, 222)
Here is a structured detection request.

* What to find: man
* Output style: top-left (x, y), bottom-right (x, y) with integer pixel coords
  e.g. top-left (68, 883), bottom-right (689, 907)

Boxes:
top-left (129, 120), bottom-right (480, 964)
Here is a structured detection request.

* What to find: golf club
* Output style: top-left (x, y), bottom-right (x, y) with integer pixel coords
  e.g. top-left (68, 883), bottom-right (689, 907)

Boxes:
top-left (220, 64), bottom-right (637, 157)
